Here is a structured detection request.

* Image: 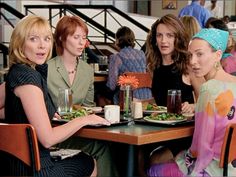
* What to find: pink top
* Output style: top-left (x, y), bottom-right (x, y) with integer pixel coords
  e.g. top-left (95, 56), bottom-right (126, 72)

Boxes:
top-left (221, 51), bottom-right (236, 74)
top-left (176, 79), bottom-right (236, 176)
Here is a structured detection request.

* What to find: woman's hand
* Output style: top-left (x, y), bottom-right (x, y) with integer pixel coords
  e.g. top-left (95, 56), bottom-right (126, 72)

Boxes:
top-left (78, 114), bottom-right (111, 126)
top-left (54, 112), bottom-right (61, 119)
top-left (181, 102), bottom-right (195, 113)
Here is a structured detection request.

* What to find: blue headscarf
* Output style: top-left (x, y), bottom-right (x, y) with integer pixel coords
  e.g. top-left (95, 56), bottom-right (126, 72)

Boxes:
top-left (192, 28), bottom-right (231, 59)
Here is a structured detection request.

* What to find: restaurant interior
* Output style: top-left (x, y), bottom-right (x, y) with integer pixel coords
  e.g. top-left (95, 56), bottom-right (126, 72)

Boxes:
top-left (0, 0), bottom-right (236, 177)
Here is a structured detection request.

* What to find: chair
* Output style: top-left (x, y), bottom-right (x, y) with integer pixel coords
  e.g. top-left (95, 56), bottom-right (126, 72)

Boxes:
top-left (219, 123), bottom-right (236, 176)
top-left (123, 72), bottom-right (152, 89)
top-left (0, 123), bottom-right (41, 175)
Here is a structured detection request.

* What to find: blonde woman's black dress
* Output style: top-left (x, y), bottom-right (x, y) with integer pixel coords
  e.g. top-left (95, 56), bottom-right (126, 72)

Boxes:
top-left (1, 64), bottom-right (94, 177)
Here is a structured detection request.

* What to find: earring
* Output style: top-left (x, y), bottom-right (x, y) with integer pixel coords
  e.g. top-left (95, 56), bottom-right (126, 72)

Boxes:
top-left (214, 61), bottom-right (220, 71)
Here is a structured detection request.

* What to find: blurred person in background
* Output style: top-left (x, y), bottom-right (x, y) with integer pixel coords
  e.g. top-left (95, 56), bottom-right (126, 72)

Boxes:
top-left (206, 0), bottom-right (221, 18)
top-left (179, 0), bottom-right (211, 28)
top-left (204, 18), bottom-right (236, 75)
top-left (106, 26), bottom-right (152, 104)
top-left (180, 15), bottom-right (201, 41)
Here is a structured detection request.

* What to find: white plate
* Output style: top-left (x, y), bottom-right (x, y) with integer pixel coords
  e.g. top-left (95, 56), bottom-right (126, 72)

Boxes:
top-left (94, 71), bottom-right (108, 75)
top-left (91, 107), bottom-right (103, 113)
top-left (143, 117), bottom-right (187, 125)
top-left (143, 106), bottom-right (167, 114)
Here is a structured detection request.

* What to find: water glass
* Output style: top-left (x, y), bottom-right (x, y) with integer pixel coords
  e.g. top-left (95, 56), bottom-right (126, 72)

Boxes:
top-left (167, 89), bottom-right (182, 114)
top-left (57, 88), bottom-right (73, 115)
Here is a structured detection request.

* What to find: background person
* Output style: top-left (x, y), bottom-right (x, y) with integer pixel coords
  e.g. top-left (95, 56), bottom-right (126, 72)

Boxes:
top-left (179, 15), bottom-right (201, 41)
top-left (148, 28), bottom-right (236, 177)
top-left (106, 26), bottom-right (152, 104)
top-left (206, 0), bottom-right (221, 18)
top-left (178, 0), bottom-right (211, 28)
top-left (1, 15), bottom-right (110, 176)
top-left (204, 18), bottom-right (236, 75)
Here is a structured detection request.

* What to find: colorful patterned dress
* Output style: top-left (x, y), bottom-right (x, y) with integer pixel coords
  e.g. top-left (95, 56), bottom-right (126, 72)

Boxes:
top-left (176, 79), bottom-right (236, 176)
top-left (147, 79), bottom-right (236, 177)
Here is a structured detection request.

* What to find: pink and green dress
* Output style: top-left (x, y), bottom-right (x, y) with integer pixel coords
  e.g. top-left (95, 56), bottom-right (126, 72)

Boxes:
top-left (148, 79), bottom-right (236, 177)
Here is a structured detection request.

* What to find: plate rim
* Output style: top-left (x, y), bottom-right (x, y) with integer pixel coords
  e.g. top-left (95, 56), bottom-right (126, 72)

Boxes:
top-left (143, 116), bottom-right (187, 124)
top-left (143, 106), bottom-right (167, 113)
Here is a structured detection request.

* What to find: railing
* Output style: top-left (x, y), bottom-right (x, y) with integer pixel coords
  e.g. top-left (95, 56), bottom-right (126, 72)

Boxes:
top-left (24, 4), bottom-right (149, 48)
top-left (0, 3), bottom-right (25, 81)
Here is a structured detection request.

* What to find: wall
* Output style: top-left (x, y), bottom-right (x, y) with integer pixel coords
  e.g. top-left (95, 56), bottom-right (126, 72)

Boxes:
top-left (151, 0), bottom-right (187, 17)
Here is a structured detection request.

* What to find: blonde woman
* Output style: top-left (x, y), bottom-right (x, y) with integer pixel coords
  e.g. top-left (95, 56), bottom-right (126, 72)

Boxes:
top-left (180, 15), bottom-right (201, 41)
top-left (2, 15), bottom-right (110, 176)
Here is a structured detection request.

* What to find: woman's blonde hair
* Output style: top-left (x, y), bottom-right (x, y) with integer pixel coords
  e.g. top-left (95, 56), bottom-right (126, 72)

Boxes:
top-left (180, 15), bottom-right (201, 40)
top-left (9, 15), bottom-right (53, 67)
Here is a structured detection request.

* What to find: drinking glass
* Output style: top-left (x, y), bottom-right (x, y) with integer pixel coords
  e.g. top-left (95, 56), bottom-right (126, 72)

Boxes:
top-left (57, 88), bottom-right (73, 115)
top-left (167, 89), bottom-right (182, 114)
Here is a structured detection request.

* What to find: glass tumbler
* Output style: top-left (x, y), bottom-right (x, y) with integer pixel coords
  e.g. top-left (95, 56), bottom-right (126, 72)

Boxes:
top-left (57, 88), bottom-right (73, 115)
top-left (167, 89), bottom-right (182, 114)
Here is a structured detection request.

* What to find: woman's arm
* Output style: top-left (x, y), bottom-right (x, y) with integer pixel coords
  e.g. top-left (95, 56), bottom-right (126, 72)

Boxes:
top-left (83, 73), bottom-right (96, 107)
top-left (0, 82), bottom-right (5, 119)
top-left (15, 84), bottom-right (110, 148)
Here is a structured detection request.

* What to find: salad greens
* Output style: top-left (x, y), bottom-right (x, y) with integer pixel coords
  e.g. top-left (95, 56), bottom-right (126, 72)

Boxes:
top-left (145, 112), bottom-right (184, 121)
top-left (61, 109), bottom-right (88, 120)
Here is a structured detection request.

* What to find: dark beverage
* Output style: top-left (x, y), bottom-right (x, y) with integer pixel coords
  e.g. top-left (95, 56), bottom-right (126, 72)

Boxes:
top-left (167, 90), bottom-right (182, 114)
top-left (99, 56), bottom-right (108, 71)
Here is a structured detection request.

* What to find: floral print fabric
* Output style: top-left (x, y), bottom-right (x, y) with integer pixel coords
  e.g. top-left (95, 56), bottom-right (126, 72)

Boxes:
top-left (176, 79), bottom-right (236, 176)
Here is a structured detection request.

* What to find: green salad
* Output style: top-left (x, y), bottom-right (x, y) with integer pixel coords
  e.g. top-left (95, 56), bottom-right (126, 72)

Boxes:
top-left (61, 109), bottom-right (88, 120)
top-left (145, 112), bottom-right (184, 121)
top-left (144, 103), bottom-right (167, 111)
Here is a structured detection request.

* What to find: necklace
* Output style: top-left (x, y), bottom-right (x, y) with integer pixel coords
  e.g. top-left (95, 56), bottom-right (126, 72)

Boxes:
top-left (67, 59), bottom-right (78, 75)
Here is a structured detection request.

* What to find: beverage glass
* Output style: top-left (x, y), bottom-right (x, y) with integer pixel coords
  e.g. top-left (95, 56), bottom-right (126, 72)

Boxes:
top-left (167, 89), bottom-right (182, 114)
top-left (57, 88), bottom-right (73, 115)
top-left (98, 56), bottom-right (108, 71)
top-left (131, 101), bottom-right (143, 119)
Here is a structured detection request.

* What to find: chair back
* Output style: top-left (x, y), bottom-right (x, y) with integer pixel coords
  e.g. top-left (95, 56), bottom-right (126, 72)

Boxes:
top-left (123, 72), bottom-right (152, 89)
top-left (0, 123), bottom-right (41, 172)
top-left (219, 123), bottom-right (236, 176)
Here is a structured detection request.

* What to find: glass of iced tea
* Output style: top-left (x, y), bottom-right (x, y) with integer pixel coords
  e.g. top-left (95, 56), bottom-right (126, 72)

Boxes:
top-left (167, 89), bottom-right (182, 114)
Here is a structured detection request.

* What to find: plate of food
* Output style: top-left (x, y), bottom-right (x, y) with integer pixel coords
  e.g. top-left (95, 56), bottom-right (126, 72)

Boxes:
top-left (143, 112), bottom-right (187, 125)
top-left (53, 107), bottom-right (91, 123)
top-left (143, 103), bottom-right (167, 114)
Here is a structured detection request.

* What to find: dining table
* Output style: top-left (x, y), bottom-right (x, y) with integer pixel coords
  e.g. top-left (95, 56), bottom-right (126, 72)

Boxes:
top-left (94, 71), bottom-right (108, 82)
top-left (74, 119), bottom-right (195, 176)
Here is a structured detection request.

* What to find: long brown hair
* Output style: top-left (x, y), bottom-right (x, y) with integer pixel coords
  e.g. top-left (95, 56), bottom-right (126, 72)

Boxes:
top-left (146, 14), bottom-right (190, 75)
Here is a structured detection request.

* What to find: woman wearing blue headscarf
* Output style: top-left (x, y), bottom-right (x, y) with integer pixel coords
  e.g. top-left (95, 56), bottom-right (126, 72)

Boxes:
top-left (147, 28), bottom-right (236, 176)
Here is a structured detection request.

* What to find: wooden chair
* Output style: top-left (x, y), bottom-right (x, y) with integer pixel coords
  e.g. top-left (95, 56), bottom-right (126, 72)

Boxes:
top-left (0, 123), bottom-right (41, 175)
top-left (123, 72), bottom-right (152, 89)
top-left (219, 123), bottom-right (236, 176)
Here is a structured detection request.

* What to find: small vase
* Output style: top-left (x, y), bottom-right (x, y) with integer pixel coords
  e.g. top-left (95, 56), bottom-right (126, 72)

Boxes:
top-left (120, 85), bottom-right (133, 120)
